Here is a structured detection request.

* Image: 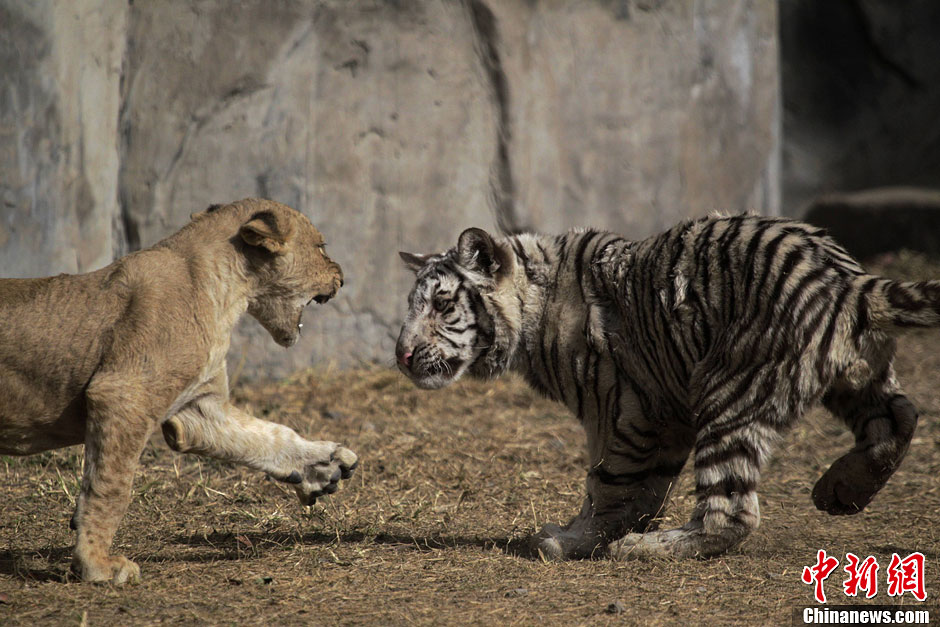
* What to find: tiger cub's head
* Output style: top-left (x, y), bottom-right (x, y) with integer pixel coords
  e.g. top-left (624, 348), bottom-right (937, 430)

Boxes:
top-left (396, 227), bottom-right (518, 389)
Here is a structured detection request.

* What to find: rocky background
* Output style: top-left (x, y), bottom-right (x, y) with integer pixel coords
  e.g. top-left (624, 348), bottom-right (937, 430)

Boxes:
top-left (1, 0), bottom-right (780, 378)
top-left (780, 0), bottom-right (940, 214)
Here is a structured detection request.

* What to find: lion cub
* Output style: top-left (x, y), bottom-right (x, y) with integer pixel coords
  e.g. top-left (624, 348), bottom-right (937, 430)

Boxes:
top-left (0, 198), bottom-right (357, 583)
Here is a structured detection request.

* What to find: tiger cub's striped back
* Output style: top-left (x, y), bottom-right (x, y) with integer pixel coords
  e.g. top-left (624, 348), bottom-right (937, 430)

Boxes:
top-left (396, 215), bottom-right (930, 559)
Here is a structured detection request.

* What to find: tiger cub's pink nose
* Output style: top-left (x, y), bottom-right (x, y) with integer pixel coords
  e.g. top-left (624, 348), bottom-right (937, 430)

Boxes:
top-left (399, 351), bottom-right (413, 368)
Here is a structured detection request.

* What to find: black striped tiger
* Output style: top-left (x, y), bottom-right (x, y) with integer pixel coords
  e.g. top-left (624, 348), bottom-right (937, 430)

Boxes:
top-left (395, 215), bottom-right (928, 559)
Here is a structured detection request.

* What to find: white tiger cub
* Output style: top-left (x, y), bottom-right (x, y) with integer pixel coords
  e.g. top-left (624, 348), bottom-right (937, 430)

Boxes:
top-left (394, 216), bottom-right (930, 559)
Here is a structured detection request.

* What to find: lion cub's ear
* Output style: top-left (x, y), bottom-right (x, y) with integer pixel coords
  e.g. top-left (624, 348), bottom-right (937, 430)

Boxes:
top-left (190, 203), bottom-right (225, 221)
top-left (240, 211), bottom-right (294, 254)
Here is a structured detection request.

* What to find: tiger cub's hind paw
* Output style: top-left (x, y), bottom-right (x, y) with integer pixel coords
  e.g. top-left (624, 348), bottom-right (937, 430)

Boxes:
top-left (811, 452), bottom-right (887, 515)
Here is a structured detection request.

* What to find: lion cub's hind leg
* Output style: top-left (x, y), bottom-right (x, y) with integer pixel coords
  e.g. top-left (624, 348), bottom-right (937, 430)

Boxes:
top-left (71, 373), bottom-right (158, 584)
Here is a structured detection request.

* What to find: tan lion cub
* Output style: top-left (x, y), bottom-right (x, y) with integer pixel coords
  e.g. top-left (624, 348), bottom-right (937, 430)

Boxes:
top-left (0, 198), bottom-right (357, 583)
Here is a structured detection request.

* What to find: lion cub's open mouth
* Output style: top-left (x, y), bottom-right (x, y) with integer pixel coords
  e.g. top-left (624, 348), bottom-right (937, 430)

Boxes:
top-left (298, 294), bottom-right (330, 331)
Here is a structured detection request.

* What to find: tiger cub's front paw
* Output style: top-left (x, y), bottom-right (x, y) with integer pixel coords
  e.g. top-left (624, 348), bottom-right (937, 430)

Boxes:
top-left (293, 444), bottom-right (358, 506)
top-left (533, 522), bottom-right (607, 561)
top-left (534, 524), bottom-right (568, 561)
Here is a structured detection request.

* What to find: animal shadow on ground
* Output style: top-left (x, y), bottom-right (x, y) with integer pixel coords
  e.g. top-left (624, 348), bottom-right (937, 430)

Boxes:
top-left (0, 531), bottom-right (540, 583)
top-left (0, 547), bottom-right (73, 582)
top-left (163, 529), bottom-right (537, 563)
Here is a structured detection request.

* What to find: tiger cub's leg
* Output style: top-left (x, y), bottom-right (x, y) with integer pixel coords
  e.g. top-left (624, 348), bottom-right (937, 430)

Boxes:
top-left (610, 395), bottom-right (781, 559)
top-left (535, 456), bottom-right (687, 560)
top-left (535, 391), bottom-right (691, 560)
top-left (813, 364), bottom-right (917, 515)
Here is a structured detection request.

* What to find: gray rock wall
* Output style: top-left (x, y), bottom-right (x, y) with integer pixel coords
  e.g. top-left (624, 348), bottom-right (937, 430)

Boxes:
top-left (493, 0), bottom-right (779, 235)
top-left (0, 0), bottom-right (780, 379)
top-left (0, 0), bottom-right (125, 277)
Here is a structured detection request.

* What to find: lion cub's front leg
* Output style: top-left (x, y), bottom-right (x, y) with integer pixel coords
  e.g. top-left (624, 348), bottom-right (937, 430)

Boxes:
top-left (162, 399), bottom-right (357, 505)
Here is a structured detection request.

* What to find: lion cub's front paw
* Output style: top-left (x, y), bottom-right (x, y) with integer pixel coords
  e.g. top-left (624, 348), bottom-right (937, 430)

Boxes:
top-left (293, 445), bottom-right (358, 506)
top-left (74, 554), bottom-right (141, 584)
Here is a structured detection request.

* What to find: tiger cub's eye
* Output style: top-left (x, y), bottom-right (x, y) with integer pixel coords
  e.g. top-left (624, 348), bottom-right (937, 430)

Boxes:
top-left (432, 297), bottom-right (449, 313)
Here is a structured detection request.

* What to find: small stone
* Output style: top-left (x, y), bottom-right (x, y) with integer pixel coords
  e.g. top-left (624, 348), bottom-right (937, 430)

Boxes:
top-left (322, 409), bottom-right (348, 421)
top-left (505, 587), bottom-right (528, 598)
top-left (606, 600), bottom-right (626, 614)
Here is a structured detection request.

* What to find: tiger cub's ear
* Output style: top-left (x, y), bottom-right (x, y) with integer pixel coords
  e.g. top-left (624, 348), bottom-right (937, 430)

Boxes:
top-left (399, 251), bottom-right (432, 273)
top-left (457, 227), bottom-right (501, 276)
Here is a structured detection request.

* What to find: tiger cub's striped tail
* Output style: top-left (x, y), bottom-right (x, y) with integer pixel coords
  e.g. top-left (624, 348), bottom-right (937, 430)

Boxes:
top-left (866, 277), bottom-right (940, 329)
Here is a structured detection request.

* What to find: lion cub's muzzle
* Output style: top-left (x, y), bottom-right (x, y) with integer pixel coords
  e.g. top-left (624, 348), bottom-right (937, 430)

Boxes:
top-left (312, 267), bottom-right (344, 305)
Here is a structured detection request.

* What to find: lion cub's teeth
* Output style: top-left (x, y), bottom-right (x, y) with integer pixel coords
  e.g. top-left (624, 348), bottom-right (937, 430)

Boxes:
top-left (298, 323), bottom-right (304, 329)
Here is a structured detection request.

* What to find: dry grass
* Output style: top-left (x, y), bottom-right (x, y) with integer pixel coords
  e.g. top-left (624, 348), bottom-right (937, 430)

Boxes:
top-left (2, 253), bottom-right (940, 625)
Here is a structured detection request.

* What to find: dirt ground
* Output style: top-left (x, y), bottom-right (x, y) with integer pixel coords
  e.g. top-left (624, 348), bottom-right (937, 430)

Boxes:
top-left (2, 253), bottom-right (939, 626)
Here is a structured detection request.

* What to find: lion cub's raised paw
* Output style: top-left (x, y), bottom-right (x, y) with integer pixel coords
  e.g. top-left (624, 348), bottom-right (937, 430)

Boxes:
top-left (292, 444), bottom-right (358, 506)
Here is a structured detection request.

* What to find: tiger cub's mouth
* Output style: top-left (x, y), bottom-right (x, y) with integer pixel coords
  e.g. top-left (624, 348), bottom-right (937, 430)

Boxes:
top-left (399, 355), bottom-right (465, 390)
